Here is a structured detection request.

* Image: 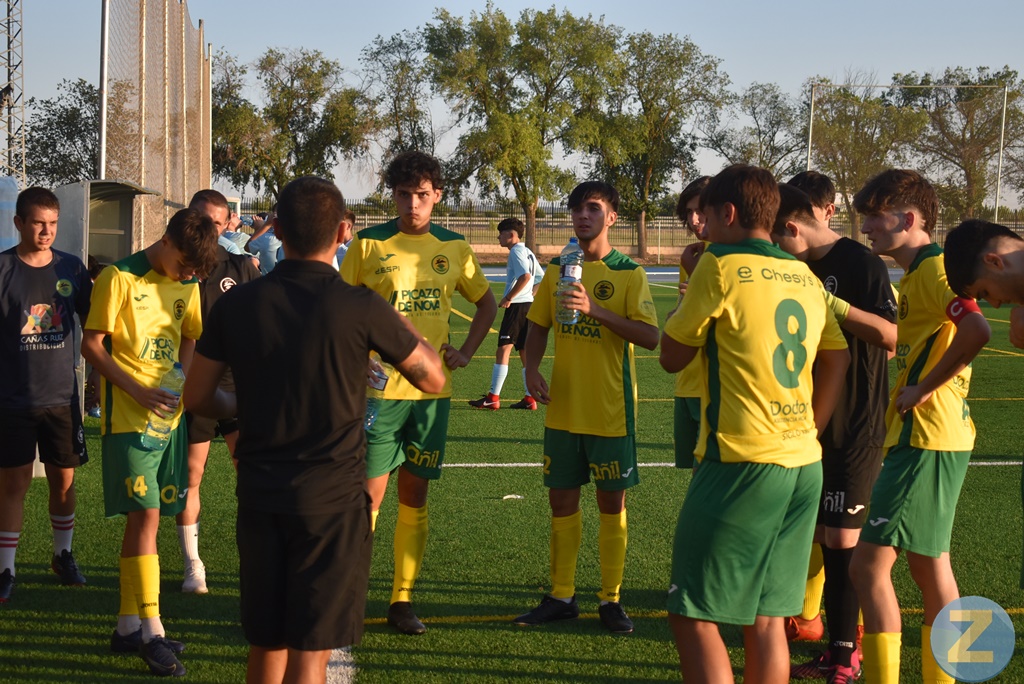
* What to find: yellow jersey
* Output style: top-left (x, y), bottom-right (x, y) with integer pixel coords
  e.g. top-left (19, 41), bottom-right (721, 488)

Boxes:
top-left (340, 220), bottom-right (490, 400)
top-left (85, 250), bottom-right (202, 435)
top-left (886, 244), bottom-right (974, 451)
top-left (528, 249), bottom-right (658, 437)
top-left (664, 239), bottom-right (847, 467)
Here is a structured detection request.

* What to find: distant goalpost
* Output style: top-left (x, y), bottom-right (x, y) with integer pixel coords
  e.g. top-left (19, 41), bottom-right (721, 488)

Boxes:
top-left (805, 82), bottom-right (1010, 221)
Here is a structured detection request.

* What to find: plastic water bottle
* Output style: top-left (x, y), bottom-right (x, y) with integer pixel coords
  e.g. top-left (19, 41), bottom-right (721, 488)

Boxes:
top-left (140, 362), bottom-right (186, 450)
top-left (555, 237), bottom-right (584, 325)
top-left (365, 357), bottom-right (390, 430)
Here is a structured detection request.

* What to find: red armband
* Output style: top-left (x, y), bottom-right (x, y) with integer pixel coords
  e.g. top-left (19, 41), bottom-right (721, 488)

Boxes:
top-left (946, 297), bottom-right (981, 324)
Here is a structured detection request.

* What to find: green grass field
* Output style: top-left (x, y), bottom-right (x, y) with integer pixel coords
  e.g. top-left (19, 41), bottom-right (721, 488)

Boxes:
top-left (1, 277), bottom-right (1023, 682)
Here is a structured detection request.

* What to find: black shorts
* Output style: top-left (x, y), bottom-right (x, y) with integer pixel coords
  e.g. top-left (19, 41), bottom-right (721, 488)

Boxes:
top-left (0, 404), bottom-right (87, 469)
top-left (237, 502), bottom-right (373, 650)
top-left (185, 411), bottom-right (239, 444)
top-left (818, 445), bottom-right (884, 529)
top-left (498, 302), bottom-right (531, 350)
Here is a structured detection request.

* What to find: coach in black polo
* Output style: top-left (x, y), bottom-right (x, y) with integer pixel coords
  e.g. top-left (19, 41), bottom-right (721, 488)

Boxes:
top-left (183, 176), bottom-right (445, 682)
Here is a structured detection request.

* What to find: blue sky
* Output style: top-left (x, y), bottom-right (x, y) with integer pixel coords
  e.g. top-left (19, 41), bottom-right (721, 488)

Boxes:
top-left (25, 0), bottom-right (1023, 199)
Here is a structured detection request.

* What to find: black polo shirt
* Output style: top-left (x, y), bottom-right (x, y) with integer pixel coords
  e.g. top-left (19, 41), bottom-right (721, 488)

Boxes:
top-left (197, 259), bottom-right (419, 514)
top-left (808, 237), bottom-right (897, 450)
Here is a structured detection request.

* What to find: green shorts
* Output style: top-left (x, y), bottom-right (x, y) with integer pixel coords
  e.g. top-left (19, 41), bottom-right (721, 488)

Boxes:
top-left (542, 428), bottom-right (640, 491)
top-left (674, 397), bottom-right (701, 469)
top-left (101, 423), bottom-right (188, 518)
top-left (667, 459), bottom-right (821, 625)
top-left (859, 445), bottom-right (970, 557)
top-left (365, 398), bottom-right (450, 480)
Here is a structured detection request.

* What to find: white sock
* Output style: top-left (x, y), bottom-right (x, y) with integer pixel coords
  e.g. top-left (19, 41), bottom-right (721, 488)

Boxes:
top-left (490, 364), bottom-right (509, 396)
top-left (177, 524), bottom-right (201, 570)
top-left (117, 615), bottom-right (142, 635)
top-left (141, 616), bottom-right (165, 642)
top-left (50, 514), bottom-right (75, 555)
top-left (0, 530), bottom-right (20, 575)
top-left (522, 368), bottom-right (532, 397)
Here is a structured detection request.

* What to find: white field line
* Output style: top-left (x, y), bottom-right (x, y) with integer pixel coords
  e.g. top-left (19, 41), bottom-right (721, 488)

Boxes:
top-left (327, 647), bottom-right (355, 684)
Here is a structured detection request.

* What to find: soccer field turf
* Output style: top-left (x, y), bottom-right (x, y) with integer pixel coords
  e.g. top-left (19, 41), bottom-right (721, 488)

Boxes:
top-left (1, 278), bottom-right (1023, 682)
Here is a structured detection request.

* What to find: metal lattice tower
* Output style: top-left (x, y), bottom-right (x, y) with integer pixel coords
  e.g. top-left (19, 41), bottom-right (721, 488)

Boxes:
top-left (0, 0), bottom-right (24, 185)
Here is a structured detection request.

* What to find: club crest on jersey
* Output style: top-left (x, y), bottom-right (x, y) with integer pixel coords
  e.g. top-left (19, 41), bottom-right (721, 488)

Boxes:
top-left (431, 255), bottom-right (449, 274)
top-left (898, 294), bottom-right (908, 320)
top-left (823, 275), bottom-right (838, 294)
top-left (173, 299), bottom-right (186, 320)
top-left (593, 280), bottom-right (614, 300)
top-left (219, 277), bottom-right (237, 292)
top-left (56, 278), bottom-right (74, 297)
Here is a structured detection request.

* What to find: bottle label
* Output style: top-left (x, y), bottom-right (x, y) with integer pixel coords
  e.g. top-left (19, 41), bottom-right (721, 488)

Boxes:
top-left (561, 264), bottom-right (582, 281)
top-left (368, 368), bottom-right (388, 391)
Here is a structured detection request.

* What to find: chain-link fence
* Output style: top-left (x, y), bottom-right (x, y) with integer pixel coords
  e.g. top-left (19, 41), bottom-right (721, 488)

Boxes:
top-left (239, 196), bottom-right (1024, 263)
top-left (106, 0), bottom-right (210, 249)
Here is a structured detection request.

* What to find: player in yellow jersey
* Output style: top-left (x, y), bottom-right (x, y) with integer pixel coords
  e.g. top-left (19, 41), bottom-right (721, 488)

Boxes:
top-left (513, 181), bottom-right (659, 634)
top-left (670, 176), bottom-right (710, 470)
top-left (947, 219), bottom-right (1024, 349)
top-left (82, 208), bottom-right (217, 677)
top-left (341, 151), bottom-right (496, 635)
top-left (847, 170), bottom-right (991, 684)
top-left (944, 219), bottom-right (1024, 595)
top-left (660, 164), bottom-right (850, 682)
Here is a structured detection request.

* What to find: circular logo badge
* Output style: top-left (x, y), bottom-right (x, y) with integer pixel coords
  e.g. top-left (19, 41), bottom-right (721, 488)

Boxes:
top-left (219, 277), bottom-right (237, 292)
top-left (930, 596), bottom-right (1014, 682)
top-left (173, 299), bottom-right (186, 320)
top-left (594, 280), bottom-right (614, 301)
top-left (898, 294), bottom-right (908, 320)
top-left (431, 255), bottom-right (449, 275)
top-left (56, 279), bottom-right (74, 297)
top-left (823, 275), bottom-right (838, 294)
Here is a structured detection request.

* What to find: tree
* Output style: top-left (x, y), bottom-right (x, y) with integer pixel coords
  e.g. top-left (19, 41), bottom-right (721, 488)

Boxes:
top-left (807, 74), bottom-right (926, 232)
top-left (585, 32), bottom-right (728, 258)
top-left (888, 67), bottom-right (1024, 221)
top-left (361, 30), bottom-right (439, 166)
top-left (702, 82), bottom-right (804, 179)
top-left (212, 48), bottom-right (374, 200)
top-left (25, 79), bottom-right (99, 186)
top-left (424, 4), bottom-right (620, 252)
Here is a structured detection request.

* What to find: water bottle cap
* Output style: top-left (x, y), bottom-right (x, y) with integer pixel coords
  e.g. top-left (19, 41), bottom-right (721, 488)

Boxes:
top-left (173, 362), bottom-right (183, 369)
top-left (569, 237), bottom-right (578, 244)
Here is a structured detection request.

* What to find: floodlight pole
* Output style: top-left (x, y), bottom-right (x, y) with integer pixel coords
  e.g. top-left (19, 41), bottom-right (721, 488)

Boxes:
top-left (995, 85), bottom-right (1008, 222)
top-left (98, 0), bottom-right (110, 179)
top-left (806, 83), bottom-right (817, 171)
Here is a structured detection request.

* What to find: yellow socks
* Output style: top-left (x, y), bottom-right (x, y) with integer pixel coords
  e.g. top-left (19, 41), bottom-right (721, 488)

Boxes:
top-left (123, 554), bottom-right (161, 619)
top-left (391, 504), bottom-right (428, 605)
top-left (861, 632), bottom-right (901, 683)
top-left (597, 510), bottom-right (627, 604)
top-left (801, 542), bottom-right (825, 620)
top-left (371, 508), bottom-right (379, 533)
top-left (118, 556), bottom-right (138, 617)
top-left (921, 625), bottom-right (955, 683)
top-left (550, 510), bottom-right (582, 600)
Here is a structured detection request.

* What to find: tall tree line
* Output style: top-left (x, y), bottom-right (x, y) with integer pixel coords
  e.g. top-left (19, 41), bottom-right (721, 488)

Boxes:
top-left (24, 8), bottom-right (1024, 256)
